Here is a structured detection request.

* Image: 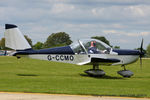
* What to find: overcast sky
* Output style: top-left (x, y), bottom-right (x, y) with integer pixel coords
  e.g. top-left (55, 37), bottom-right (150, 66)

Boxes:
top-left (0, 0), bottom-right (150, 49)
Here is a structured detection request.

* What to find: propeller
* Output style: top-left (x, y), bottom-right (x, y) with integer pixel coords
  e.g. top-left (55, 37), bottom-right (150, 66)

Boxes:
top-left (139, 38), bottom-right (144, 69)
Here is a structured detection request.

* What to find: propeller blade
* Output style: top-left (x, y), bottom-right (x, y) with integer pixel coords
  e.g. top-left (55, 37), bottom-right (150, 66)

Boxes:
top-left (140, 38), bottom-right (144, 70)
top-left (140, 38), bottom-right (143, 52)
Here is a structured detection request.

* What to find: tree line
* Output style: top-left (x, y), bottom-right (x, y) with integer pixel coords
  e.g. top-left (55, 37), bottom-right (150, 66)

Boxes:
top-left (0, 32), bottom-right (150, 57)
top-left (0, 32), bottom-right (113, 49)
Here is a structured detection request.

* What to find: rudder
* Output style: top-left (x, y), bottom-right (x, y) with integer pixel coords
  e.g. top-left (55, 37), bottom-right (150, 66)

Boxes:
top-left (4, 24), bottom-right (31, 50)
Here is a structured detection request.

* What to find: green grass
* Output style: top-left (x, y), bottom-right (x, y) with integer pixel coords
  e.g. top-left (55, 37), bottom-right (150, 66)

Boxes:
top-left (0, 56), bottom-right (150, 98)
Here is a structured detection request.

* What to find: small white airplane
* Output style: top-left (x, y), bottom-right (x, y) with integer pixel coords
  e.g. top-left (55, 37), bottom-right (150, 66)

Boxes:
top-left (4, 24), bottom-right (145, 78)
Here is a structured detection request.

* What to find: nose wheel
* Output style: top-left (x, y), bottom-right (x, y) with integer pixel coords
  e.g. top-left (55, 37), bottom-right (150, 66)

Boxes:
top-left (117, 65), bottom-right (134, 78)
top-left (84, 64), bottom-right (105, 77)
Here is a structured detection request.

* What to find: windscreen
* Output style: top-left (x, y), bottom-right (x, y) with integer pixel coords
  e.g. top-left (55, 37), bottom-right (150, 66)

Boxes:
top-left (70, 39), bottom-right (111, 54)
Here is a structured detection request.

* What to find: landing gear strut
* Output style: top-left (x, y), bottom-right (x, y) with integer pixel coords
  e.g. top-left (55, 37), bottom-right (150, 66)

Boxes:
top-left (84, 64), bottom-right (105, 77)
top-left (117, 65), bottom-right (134, 78)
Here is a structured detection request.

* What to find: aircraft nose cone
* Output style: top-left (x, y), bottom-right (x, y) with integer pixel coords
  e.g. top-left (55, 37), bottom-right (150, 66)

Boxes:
top-left (139, 51), bottom-right (145, 56)
top-left (113, 49), bottom-right (144, 56)
top-left (141, 51), bottom-right (145, 55)
top-left (135, 50), bottom-right (145, 57)
top-left (135, 50), bottom-right (144, 55)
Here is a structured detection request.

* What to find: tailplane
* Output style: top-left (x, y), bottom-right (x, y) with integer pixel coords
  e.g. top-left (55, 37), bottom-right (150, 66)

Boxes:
top-left (4, 24), bottom-right (31, 50)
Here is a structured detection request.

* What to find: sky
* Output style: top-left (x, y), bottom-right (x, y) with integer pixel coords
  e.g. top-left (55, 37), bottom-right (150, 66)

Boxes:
top-left (0, 0), bottom-right (150, 49)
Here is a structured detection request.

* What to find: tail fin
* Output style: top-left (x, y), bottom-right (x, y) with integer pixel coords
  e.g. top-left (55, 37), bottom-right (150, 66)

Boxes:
top-left (4, 24), bottom-right (31, 50)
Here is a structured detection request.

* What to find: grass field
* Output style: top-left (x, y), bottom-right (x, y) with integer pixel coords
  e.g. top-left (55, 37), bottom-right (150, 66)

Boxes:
top-left (0, 56), bottom-right (150, 98)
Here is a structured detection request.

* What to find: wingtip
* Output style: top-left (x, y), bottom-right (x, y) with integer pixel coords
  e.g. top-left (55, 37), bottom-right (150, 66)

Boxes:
top-left (5, 24), bottom-right (17, 29)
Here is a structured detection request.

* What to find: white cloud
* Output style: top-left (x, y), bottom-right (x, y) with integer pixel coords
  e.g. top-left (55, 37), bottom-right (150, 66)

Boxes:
top-left (0, 0), bottom-right (150, 49)
top-left (0, 7), bottom-right (17, 21)
top-left (91, 5), bottom-right (150, 21)
top-left (119, 39), bottom-right (130, 43)
top-left (125, 6), bottom-right (145, 17)
top-left (127, 32), bottom-right (150, 37)
top-left (103, 30), bottom-right (118, 34)
top-left (51, 3), bottom-right (75, 14)
top-left (103, 30), bottom-right (150, 37)
top-left (141, 32), bottom-right (150, 36)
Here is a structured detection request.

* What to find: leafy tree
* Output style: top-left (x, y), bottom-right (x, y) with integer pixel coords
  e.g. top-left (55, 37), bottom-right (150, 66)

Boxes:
top-left (0, 38), bottom-right (6, 50)
top-left (91, 36), bottom-right (111, 46)
top-left (146, 44), bottom-right (150, 57)
top-left (44, 32), bottom-right (72, 48)
top-left (33, 42), bottom-right (44, 49)
top-left (0, 38), bottom-right (11, 50)
top-left (24, 35), bottom-right (32, 47)
top-left (114, 46), bottom-right (120, 49)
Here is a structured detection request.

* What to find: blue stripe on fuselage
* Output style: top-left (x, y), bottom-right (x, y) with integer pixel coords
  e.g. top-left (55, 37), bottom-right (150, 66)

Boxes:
top-left (13, 46), bottom-right (74, 56)
top-left (113, 49), bottom-right (140, 55)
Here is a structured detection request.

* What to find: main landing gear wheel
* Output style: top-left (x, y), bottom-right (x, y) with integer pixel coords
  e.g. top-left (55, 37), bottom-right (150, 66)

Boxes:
top-left (117, 65), bottom-right (134, 78)
top-left (84, 64), bottom-right (105, 77)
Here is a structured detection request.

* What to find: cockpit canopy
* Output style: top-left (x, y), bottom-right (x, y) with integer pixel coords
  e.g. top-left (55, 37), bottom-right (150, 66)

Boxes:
top-left (70, 39), bottom-right (111, 54)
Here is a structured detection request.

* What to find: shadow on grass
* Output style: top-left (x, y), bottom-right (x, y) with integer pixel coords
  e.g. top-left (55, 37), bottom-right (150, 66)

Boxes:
top-left (16, 74), bottom-right (38, 77)
top-left (80, 74), bottom-right (123, 79)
